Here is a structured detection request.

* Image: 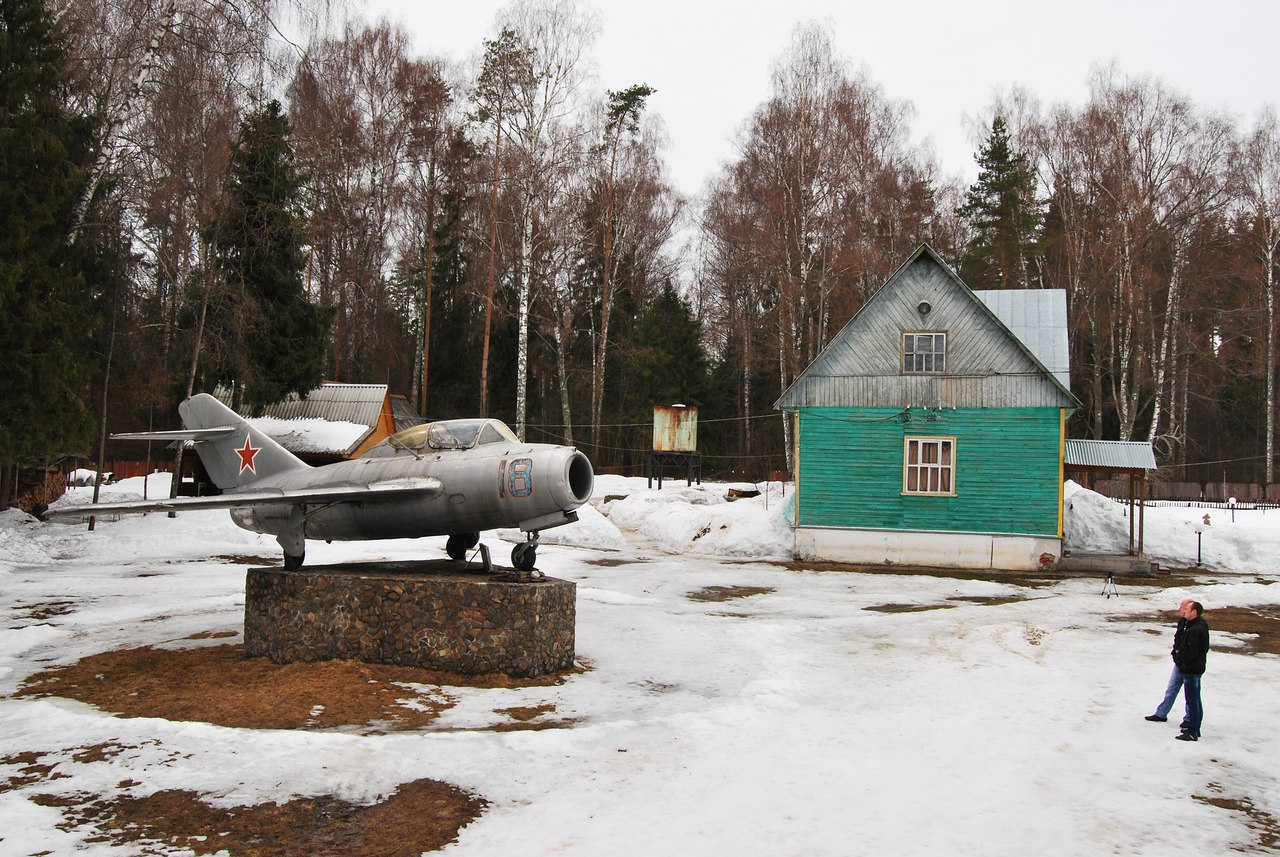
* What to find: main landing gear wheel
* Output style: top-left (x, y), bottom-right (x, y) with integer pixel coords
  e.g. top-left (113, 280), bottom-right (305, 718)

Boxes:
top-left (283, 551), bottom-right (305, 571)
top-left (446, 532), bottom-right (480, 561)
top-left (511, 541), bottom-right (537, 572)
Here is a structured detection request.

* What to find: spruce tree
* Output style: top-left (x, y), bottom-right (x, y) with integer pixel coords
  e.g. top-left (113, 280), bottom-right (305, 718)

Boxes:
top-left (958, 116), bottom-right (1043, 289)
top-left (0, 0), bottom-right (96, 488)
top-left (210, 101), bottom-right (332, 413)
top-left (632, 282), bottom-right (708, 407)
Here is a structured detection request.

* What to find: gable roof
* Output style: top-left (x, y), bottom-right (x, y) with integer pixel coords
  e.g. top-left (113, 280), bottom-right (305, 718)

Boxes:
top-left (775, 243), bottom-right (1078, 410)
top-left (212, 383), bottom-right (387, 455)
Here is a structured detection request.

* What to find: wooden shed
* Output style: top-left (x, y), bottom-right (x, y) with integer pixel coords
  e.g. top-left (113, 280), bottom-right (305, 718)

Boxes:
top-left (775, 243), bottom-right (1080, 571)
top-left (213, 383), bottom-right (417, 464)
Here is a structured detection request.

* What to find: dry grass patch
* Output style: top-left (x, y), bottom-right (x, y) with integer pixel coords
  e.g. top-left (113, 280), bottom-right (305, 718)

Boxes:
top-left (1109, 605), bottom-right (1280, 656)
top-left (1195, 784), bottom-right (1280, 851)
top-left (29, 779), bottom-right (485, 857)
top-left (864, 603), bottom-right (956, 614)
top-left (17, 643), bottom-right (572, 731)
top-left (687, 585), bottom-right (774, 603)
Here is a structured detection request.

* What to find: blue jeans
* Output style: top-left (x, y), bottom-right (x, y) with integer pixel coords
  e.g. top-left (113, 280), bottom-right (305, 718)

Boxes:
top-left (1182, 675), bottom-right (1203, 738)
top-left (1155, 665), bottom-right (1187, 721)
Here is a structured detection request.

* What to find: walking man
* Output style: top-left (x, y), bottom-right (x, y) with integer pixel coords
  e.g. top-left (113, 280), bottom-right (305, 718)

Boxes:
top-left (1145, 599), bottom-right (1192, 727)
top-left (1174, 601), bottom-right (1209, 742)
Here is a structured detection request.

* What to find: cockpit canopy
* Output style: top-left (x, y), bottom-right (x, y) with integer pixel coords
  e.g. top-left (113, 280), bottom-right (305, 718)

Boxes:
top-left (364, 418), bottom-right (519, 458)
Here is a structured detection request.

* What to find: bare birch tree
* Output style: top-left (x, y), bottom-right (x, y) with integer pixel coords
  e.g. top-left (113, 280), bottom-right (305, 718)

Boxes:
top-left (1239, 107), bottom-right (1280, 482)
top-left (488, 0), bottom-right (599, 439)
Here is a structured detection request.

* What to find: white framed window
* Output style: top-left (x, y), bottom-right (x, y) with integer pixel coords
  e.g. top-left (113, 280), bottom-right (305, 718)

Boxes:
top-left (902, 331), bottom-right (946, 374)
top-left (904, 436), bottom-right (955, 495)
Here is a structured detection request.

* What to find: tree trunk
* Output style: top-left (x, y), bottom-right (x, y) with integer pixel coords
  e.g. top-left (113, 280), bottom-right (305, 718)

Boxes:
top-left (515, 204), bottom-right (533, 440)
top-left (1264, 221), bottom-right (1277, 484)
top-left (479, 120), bottom-right (502, 418)
top-left (68, 0), bottom-right (179, 244)
top-left (88, 311), bottom-right (117, 531)
top-left (1146, 230), bottom-right (1188, 444)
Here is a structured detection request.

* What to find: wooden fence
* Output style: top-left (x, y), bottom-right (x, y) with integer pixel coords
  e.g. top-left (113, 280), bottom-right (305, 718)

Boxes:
top-left (1092, 479), bottom-right (1280, 503)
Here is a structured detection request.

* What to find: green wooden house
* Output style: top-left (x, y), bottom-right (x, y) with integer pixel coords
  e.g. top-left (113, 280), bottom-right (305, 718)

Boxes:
top-left (775, 244), bottom-right (1079, 571)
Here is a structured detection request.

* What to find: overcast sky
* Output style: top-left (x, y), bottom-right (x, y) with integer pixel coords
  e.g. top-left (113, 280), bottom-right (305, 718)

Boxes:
top-left (359, 0), bottom-right (1279, 198)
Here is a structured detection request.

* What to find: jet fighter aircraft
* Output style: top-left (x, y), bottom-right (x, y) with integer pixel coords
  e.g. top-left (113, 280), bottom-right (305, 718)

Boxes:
top-left (48, 394), bottom-right (595, 571)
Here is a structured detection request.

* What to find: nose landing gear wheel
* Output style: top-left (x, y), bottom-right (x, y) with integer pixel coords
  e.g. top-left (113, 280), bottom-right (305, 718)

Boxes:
top-left (511, 541), bottom-right (537, 572)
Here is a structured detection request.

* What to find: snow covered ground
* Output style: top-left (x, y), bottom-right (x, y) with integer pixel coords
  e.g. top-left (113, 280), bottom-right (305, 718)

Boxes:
top-left (1, 475), bottom-right (1278, 855)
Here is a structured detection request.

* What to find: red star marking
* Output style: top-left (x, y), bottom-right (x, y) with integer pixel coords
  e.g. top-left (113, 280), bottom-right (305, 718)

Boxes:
top-left (236, 434), bottom-right (260, 475)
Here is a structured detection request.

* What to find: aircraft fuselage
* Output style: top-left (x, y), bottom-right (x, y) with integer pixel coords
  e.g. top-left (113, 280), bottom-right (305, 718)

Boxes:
top-left (228, 442), bottom-right (593, 543)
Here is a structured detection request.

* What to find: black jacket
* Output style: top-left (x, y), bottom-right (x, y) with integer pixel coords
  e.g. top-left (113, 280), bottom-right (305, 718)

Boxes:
top-left (1175, 616), bottom-right (1209, 676)
top-left (1169, 616), bottom-right (1187, 661)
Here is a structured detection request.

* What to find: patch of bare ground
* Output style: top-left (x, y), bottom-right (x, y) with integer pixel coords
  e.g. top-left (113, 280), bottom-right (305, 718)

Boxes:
top-left (215, 554), bottom-right (278, 565)
top-left (585, 557), bottom-right (647, 567)
top-left (1109, 606), bottom-right (1280, 656)
top-left (864, 603), bottom-right (956, 614)
top-left (948, 595), bottom-right (1032, 606)
top-left (687, 585), bottom-right (775, 603)
top-left (486, 703), bottom-right (579, 732)
top-left (27, 779), bottom-right (485, 857)
top-left (1195, 783), bottom-right (1280, 851)
top-left (775, 560), bottom-right (1063, 587)
top-left (17, 643), bottom-right (576, 731)
top-left (1, 751), bottom-right (68, 793)
top-left (11, 601), bottom-right (76, 621)
top-left (8, 642), bottom-right (584, 852)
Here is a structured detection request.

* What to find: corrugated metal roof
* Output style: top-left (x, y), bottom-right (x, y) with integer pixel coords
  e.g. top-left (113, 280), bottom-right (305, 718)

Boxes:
top-left (973, 289), bottom-right (1071, 390)
top-left (212, 384), bottom-right (387, 454)
top-left (214, 383), bottom-right (387, 426)
top-left (1064, 439), bottom-right (1157, 471)
top-left (390, 395), bottom-right (426, 432)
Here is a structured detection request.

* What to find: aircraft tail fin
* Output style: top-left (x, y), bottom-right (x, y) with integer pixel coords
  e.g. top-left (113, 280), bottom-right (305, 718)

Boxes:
top-left (177, 393), bottom-right (309, 490)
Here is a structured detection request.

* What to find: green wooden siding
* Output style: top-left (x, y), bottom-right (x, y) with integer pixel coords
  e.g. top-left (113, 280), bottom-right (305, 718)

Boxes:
top-left (796, 407), bottom-right (1062, 536)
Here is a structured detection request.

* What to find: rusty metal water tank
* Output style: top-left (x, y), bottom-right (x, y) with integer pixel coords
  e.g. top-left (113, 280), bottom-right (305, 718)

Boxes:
top-left (653, 405), bottom-right (698, 452)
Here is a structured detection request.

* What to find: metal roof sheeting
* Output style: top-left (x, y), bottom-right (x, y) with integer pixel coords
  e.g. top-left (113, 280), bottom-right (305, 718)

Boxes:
top-left (390, 395), bottom-right (426, 432)
top-left (1064, 439), bottom-right (1157, 471)
top-left (212, 384), bottom-right (386, 454)
top-left (973, 289), bottom-right (1071, 390)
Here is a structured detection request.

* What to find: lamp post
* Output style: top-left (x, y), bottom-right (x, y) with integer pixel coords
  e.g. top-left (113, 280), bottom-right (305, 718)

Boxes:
top-left (1192, 520), bottom-right (1205, 567)
top-left (1229, 496), bottom-right (1237, 523)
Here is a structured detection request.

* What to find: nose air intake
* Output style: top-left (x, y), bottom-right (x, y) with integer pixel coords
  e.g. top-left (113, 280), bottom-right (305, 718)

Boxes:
top-left (568, 451), bottom-right (594, 505)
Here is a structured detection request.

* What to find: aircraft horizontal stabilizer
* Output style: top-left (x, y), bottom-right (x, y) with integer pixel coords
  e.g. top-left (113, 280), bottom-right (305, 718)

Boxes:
top-left (45, 478), bottom-right (444, 522)
top-left (110, 427), bottom-right (236, 442)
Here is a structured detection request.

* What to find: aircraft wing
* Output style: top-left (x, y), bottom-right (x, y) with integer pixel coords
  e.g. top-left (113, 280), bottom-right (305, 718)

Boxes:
top-left (44, 477), bottom-right (445, 522)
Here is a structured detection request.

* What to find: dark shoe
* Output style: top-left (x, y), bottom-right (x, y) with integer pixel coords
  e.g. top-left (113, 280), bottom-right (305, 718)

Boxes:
top-left (1145, 715), bottom-right (1167, 722)
top-left (1179, 722), bottom-right (1189, 730)
top-left (1175, 733), bottom-right (1198, 741)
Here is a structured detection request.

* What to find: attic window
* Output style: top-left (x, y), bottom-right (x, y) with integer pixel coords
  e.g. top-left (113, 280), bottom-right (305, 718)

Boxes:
top-left (903, 332), bottom-right (946, 374)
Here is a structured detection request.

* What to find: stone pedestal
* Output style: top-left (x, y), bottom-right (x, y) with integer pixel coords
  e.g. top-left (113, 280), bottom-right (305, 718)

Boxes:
top-left (243, 561), bottom-right (575, 678)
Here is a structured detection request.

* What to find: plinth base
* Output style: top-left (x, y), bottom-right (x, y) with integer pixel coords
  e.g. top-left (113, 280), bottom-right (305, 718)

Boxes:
top-left (244, 561), bottom-right (575, 677)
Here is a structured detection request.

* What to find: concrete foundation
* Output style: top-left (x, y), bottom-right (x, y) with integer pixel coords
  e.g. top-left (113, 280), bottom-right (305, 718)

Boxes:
top-left (243, 561), bottom-right (575, 677)
top-left (794, 526), bottom-right (1063, 572)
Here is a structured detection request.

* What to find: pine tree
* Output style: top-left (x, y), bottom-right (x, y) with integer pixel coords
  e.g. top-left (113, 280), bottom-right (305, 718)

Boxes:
top-left (958, 116), bottom-right (1043, 289)
top-left (210, 101), bottom-right (333, 413)
top-left (0, 0), bottom-right (97, 490)
top-left (631, 282), bottom-right (708, 407)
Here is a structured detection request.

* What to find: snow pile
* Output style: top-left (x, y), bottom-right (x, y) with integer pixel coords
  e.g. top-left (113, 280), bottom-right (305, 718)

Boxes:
top-left (497, 501), bottom-right (628, 550)
top-left (1064, 479), bottom-right (1132, 554)
top-left (593, 476), bottom-right (793, 559)
top-left (1065, 480), bottom-right (1280, 573)
top-left (0, 508), bottom-right (54, 569)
